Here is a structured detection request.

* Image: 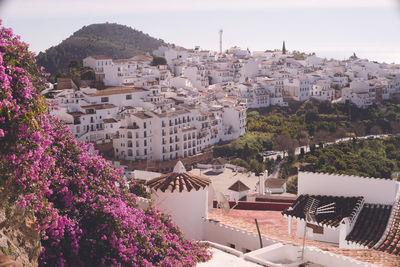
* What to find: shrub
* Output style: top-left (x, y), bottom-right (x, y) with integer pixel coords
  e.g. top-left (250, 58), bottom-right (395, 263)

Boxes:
top-left (0, 22), bottom-right (210, 266)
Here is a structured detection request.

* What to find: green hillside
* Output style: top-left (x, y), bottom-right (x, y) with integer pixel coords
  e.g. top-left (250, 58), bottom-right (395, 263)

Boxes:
top-left (36, 23), bottom-right (166, 77)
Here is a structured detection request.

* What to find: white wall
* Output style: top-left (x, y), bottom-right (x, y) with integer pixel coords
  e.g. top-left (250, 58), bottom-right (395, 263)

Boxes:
top-left (304, 246), bottom-right (374, 267)
top-left (244, 243), bottom-right (372, 267)
top-left (297, 221), bottom-right (340, 244)
top-left (151, 188), bottom-right (208, 240)
top-left (202, 220), bottom-right (277, 253)
top-left (298, 172), bottom-right (399, 205)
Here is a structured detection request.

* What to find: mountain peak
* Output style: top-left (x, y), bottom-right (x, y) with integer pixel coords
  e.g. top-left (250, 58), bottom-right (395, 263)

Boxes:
top-left (36, 23), bottom-right (166, 77)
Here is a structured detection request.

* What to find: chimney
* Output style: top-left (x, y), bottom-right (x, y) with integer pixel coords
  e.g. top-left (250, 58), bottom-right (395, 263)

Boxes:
top-left (259, 170), bottom-right (268, 195)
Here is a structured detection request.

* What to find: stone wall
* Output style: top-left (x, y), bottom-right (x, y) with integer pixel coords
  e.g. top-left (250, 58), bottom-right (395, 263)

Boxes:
top-left (0, 205), bottom-right (41, 267)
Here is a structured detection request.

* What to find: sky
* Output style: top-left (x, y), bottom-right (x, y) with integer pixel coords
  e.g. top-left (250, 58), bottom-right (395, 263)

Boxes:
top-left (1, 0), bottom-right (400, 63)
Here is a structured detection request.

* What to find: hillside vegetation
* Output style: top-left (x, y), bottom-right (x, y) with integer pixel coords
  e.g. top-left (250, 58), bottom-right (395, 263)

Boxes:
top-left (213, 100), bottom-right (400, 174)
top-left (36, 23), bottom-right (166, 77)
top-left (301, 137), bottom-right (400, 178)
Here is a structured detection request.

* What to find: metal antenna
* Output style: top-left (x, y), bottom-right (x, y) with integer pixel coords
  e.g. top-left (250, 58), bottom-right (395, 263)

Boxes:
top-left (301, 197), bottom-right (336, 261)
top-left (219, 29), bottom-right (223, 54)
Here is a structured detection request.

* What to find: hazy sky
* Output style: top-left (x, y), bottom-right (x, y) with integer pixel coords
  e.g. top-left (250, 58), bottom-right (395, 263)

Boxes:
top-left (1, 0), bottom-right (400, 63)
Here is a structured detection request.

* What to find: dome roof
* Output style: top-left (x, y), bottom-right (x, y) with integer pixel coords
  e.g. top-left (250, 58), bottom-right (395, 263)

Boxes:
top-left (146, 161), bottom-right (211, 193)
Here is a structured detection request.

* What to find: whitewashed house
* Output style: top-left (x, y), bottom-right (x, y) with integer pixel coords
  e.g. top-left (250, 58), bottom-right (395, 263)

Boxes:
top-left (311, 81), bottom-right (334, 101)
top-left (283, 172), bottom-right (399, 249)
top-left (146, 161), bottom-right (211, 240)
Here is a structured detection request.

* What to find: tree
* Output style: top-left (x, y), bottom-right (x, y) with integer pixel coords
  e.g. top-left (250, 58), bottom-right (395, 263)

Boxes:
top-left (296, 130), bottom-right (309, 146)
top-left (351, 121), bottom-right (366, 137)
top-left (273, 134), bottom-right (298, 157)
top-left (151, 55), bottom-right (167, 66)
top-left (68, 59), bottom-right (82, 70)
top-left (390, 121), bottom-right (400, 134)
top-left (286, 176), bottom-right (298, 194)
top-left (370, 125), bottom-right (383, 135)
top-left (313, 130), bottom-right (331, 143)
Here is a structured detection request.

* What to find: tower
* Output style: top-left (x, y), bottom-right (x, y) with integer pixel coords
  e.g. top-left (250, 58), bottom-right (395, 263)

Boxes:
top-left (219, 29), bottom-right (223, 54)
top-left (282, 40), bottom-right (286, 54)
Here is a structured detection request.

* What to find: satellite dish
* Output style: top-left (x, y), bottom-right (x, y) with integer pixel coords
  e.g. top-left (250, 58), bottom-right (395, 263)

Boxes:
top-left (215, 191), bottom-right (238, 214)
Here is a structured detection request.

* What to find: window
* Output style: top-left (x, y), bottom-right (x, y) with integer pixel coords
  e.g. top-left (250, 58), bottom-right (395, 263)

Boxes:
top-left (101, 97), bottom-right (109, 103)
top-left (126, 94), bottom-right (132, 100)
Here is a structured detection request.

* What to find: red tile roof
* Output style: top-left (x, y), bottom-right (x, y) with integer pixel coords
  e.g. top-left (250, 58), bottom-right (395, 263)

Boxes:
top-left (228, 180), bottom-right (250, 192)
top-left (90, 55), bottom-right (111, 60)
top-left (147, 162), bottom-right (211, 193)
top-left (265, 178), bottom-right (286, 189)
top-left (87, 87), bottom-right (147, 97)
top-left (346, 204), bottom-right (392, 248)
top-left (376, 199), bottom-right (400, 255)
top-left (209, 209), bottom-right (400, 267)
top-left (81, 104), bottom-right (116, 110)
top-left (282, 194), bottom-right (364, 228)
top-left (211, 157), bottom-right (228, 165)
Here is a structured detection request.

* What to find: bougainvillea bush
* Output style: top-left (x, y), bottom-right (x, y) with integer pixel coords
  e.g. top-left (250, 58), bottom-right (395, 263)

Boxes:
top-left (0, 21), bottom-right (211, 266)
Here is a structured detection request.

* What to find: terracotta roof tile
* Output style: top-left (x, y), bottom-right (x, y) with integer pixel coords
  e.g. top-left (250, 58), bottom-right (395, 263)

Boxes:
top-left (90, 55), bottom-right (111, 60)
top-left (265, 178), bottom-right (286, 189)
top-left (209, 209), bottom-right (400, 267)
top-left (376, 199), bottom-right (400, 255)
top-left (147, 162), bottom-right (211, 193)
top-left (228, 180), bottom-right (250, 192)
top-left (282, 194), bottom-right (364, 228)
top-left (211, 157), bottom-right (228, 165)
top-left (81, 104), bottom-right (116, 110)
top-left (346, 204), bottom-right (392, 248)
top-left (87, 87), bottom-right (147, 97)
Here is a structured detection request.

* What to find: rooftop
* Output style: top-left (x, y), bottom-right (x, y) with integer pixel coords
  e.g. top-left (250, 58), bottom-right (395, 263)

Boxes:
top-left (146, 161), bottom-right (211, 193)
top-left (132, 111), bottom-right (153, 119)
top-left (376, 199), bottom-right (400, 256)
top-left (345, 203), bottom-right (392, 248)
top-left (282, 194), bottom-right (364, 228)
top-left (209, 209), bottom-right (400, 267)
top-left (87, 87), bottom-right (147, 97)
top-left (228, 180), bottom-right (250, 192)
top-left (81, 104), bottom-right (116, 110)
top-left (265, 178), bottom-right (286, 189)
top-left (89, 55), bottom-right (111, 60)
top-left (197, 247), bottom-right (259, 267)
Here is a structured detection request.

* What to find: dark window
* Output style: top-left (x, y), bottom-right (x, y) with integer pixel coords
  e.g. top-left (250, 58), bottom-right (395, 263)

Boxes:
top-left (126, 94), bottom-right (132, 100)
top-left (101, 97), bottom-right (109, 103)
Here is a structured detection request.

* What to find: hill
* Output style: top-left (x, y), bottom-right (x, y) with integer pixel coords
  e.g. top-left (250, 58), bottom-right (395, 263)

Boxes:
top-left (36, 23), bottom-right (167, 77)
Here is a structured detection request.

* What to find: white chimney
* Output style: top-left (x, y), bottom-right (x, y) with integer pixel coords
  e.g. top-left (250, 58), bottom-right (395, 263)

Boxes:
top-left (259, 173), bottom-right (265, 196)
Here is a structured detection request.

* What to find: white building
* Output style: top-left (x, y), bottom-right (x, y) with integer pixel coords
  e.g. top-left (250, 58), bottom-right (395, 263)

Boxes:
top-left (146, 161), bottom-right (211, 240)
top-left (283, 172), bottom-right (400, 250)
top-left (311, 81), bottom-right (334, 101)
top-left (283, 77), bottom-right (311, 102)
top-left (83, 56), bottom-right (112, 73)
